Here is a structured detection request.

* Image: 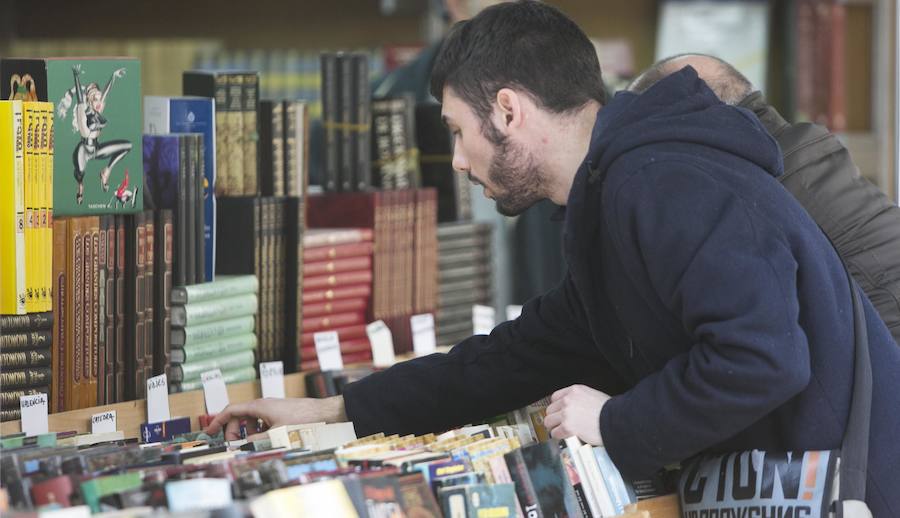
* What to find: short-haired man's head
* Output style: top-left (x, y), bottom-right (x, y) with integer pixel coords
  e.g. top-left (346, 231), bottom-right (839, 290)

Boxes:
top-left (628, 53), bottom-right (754, 106)
top-left (430, 0), bottom-right (608, 142)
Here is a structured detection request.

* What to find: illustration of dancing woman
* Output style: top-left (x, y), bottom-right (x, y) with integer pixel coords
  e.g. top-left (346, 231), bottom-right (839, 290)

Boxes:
top-left (57, 64), bottom-right (132, 204)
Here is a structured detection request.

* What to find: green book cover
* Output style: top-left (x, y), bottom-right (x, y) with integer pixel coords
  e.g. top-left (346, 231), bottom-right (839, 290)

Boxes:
top-left (172, 331), bottom-right (257, 363)
top-left (172, 314), bottom-right (256, 346)
top-left (1, 58), bottom-right (143, 216)
top-left (170, 274), bottom-right (259, 305)
top-left (81, 472), bottom-right (142, 512)
top-left (174, 365), bottom-right (257, 392)
top-left (171, 293), bottom-right (257, 327)
top-left (177, 348), bottom-right (256, 381)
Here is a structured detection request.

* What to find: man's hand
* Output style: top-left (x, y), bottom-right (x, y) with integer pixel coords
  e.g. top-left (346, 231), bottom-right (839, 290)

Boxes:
top-left (543, 384), bottom-right (611, 445)
top-left (204, 395), bottom-right (347, 441)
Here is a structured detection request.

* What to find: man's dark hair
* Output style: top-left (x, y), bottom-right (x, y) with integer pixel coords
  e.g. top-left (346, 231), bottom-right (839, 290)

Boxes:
top-left (430, 0), bottom-right (607, 138)
top-left (628, 53), bottom-right (754, 105)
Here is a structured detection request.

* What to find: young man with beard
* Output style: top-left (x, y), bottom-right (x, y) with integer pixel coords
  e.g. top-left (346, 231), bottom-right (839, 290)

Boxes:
top-left (208, 2), bottom-right (900, 514)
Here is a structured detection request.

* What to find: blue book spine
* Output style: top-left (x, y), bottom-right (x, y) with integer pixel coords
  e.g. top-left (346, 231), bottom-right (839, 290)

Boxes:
top-left (169, 98), bottom-right (216, 282)
top-left (139, 416), bottom-right (191, 443)
top-left (593, 446), bottom-right (632, 513)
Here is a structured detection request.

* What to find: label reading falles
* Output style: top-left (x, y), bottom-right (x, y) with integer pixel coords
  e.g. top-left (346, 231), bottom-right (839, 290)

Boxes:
top-left (411, 313), bottom-right (437, 356)
top-left (91, 410), bottom-right (117, 434)
top-left (146, 374), bottom-right (171, 423)
top-left (260, 361), bottom-right (286, 399)
top-left (201, 369), bottom-right (230, 414)
top-left (366, 320), bottom-right (396, 368)
top-left (20, 393), bottom-right (48, 437)
top-left (472, 304), bottom-right (496, 335)
top-left (314, 331), bottom-right (344, 371)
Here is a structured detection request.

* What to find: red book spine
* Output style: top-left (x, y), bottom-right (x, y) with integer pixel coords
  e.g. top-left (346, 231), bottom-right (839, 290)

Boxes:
top-left (303, 256), bottom-right (372, 276)
top-left (302, 285), bottom-right (372, 304)
top-left (303, 241), bottom-right (374, 262)
top-left (301, 324), bottom-right (368, 347)
top-left (302, 297), bottom-right (368, 318)
top-left (303, 270), bottom-right (372, 291)
top-left (30, 475), bottom-right (74, 508)
top-left (300, 349), bottom-right (373, 371)
top-left (301, 311), bottom-right (365, 333)
top-left (300, 337), bottom-right (371, 356)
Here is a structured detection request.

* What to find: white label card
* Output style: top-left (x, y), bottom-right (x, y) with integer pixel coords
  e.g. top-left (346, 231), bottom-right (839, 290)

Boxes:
top-left (260, 361), bottom-right (286, 399)
top-left (472, 304), bottom-right (496, 335)
top-left (411, 313), bottom-right (437, 356)
top-left (19, 393), bottom-right (48, 437)
top-left (366, 320), bottom-right (396, 368)
top-left (146, 374), bottom-right (171, 423)
top-left (506, 305), bottom-right (523, 321)
top-left (314, 331), bottom-right (344, 371)
top-left (91, 410), bottom-right (117, 434)
top-left (201, 369), bottom-right (230, 414)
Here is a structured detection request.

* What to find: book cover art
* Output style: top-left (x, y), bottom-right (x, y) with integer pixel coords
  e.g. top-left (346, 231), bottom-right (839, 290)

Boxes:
top-left (1, 58), bottom-right (143, 216)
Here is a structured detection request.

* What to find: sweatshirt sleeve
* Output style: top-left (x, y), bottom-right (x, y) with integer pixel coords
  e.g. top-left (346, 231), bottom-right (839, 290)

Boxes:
top-left (343, 273), bottom-right (628, 438)
top-left (599, 161), bottom-right (812, 478)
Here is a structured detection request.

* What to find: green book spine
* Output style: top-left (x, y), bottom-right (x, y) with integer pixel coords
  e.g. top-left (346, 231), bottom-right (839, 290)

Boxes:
top-left (172, 315), bottom-right (255, 346)
top-left (170, 274), bottom-right (258, 305)
top-left (81, 472), bottom-right (142, 513)
top-left (175, 365), bottom-right (257, 391)
top-left (174, 332), bottom-right (256, 363)
top-left (176, 349), bottom-right (255, 381)
top-left (170, 293), bottom-right (257, 327)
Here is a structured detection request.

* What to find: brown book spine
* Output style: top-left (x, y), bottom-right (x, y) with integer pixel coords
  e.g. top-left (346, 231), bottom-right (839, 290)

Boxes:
top-left (51, 218), bottom-right (67, 413)
top-left (274, 198), bottom-right (285, 364)
top-left (0, 331), bottom-right (52, 351)
top-left (68, 217), bottom-right (83, 409)
top-left (115, 215), bottom-right (126, 403)
top-left (82, 218), bottom-right (93, 409)
top-left (155, 210), bottom-right (173, 377)
top-left (242, 72), bottom-right (259, 195)
top-left (96, 216), bottom-right (108, 405)
top-left (144, 211), bottom-right (155, 385)
top-left (104, 216), bottom-right (115, 404)
top-left (88, 217), bottom-right (100, 407)
top-left (135, 216), bottom-right (147, 399)
top-left (227, 73), bottom-right (245, 195)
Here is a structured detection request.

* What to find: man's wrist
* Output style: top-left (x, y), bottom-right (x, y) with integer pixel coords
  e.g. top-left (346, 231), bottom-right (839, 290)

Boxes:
top-left (326, 395), bottom-right (347, 422)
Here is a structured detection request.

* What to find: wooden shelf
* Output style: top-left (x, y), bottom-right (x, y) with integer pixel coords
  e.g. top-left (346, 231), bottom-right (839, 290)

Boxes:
top-left (0, 372), bottom-right (308, 439)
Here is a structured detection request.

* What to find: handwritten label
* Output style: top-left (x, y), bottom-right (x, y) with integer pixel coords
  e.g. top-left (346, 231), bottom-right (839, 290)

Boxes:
top-left (146, 374), bottom-right (171, 423)
top-left (260, 361), bottom-right (286, 399)
top-left (91, 410), bottom-right (117, 434)
top-left (506, 305), bottom-right (523, 321)
top-left (366, 320), bottom-right (396, 368)
top-left (472, 304), bottom-right (496, 335)
top-left (201, 369), bottom-right (230, 414)
top-left (314, 331), bottom-right (344, 371)
top-left (411, 313), bottom-right (437, 356)
top-left (20, 393), bottom-right (48, 437)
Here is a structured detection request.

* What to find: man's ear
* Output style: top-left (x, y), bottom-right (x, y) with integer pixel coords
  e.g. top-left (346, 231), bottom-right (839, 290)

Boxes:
top-left (495, 88), bottom-right (524, 131)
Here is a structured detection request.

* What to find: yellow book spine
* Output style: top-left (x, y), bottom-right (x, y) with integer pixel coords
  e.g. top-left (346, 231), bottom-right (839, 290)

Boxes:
top-left (37, 102), bottom-right (52, 312)
top-left (46, 102), bottom-right (55, 313)
top-left (0, 100), bottom-right (26, 315)
top-left (23, 103), bottom-right (36, 313)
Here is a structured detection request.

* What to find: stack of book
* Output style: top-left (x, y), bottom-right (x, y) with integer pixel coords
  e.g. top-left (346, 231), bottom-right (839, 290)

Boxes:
top-left (320, 52), bottom-right (372, 193)
top-left (436, 222), bottom-right (494, 346)
top-left (307, 189), bottom-right (438, 354)
top-left (371, 94), bottom-right (420, 190)
top-left (0, 313), bottom-right (52, 421)
top-left (258, 99), bottom-right (310, 198)
top-left (299, 229), bottom-right (375, 371)
top-left (168, 275), bottom-right (259, 393)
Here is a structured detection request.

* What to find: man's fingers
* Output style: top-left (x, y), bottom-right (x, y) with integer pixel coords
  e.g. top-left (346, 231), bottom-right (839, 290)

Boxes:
top-left (543, 410), bottom-right (562, 431)
top-left (204, 401), bottom-right (261, 434)
top-left (224, 418), bottom-right (244, 441)
top-left (550, 385), bottom-right (574, 402)
top-left (545, 399), bottom-right (564, 416)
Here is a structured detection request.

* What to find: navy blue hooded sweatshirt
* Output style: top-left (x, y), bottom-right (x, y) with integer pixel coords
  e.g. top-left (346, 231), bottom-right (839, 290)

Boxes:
top-left (342, 67), bottom-right (900, 515)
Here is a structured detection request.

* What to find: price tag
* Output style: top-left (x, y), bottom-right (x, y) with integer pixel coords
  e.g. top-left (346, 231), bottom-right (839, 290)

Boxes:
top-left (366, 320), bottom-right (396, 368)
top-left (201, 369), bottom-right (230, 414)
top-left (472, 304), bottom-right (496, 335)
top-left (91, 410), bottom-right (117, 434)
top-left (260, 361), bottom-right (286, 399)
top-left (411, 313), bottom-right (437, 356)
top-left (506, 305), bottom-right (523, 321)
top-left (19, 393), bottom-right (48, 437)
top-left (146, 374), bottom-right (171, 423)
top-left (314, 331), bottom-right (344, 371)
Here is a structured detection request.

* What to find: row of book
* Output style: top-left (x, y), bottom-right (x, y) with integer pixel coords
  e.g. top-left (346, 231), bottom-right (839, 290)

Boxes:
top-left (168, 276), bottom-right (259, 393)
top-left (0, 398), bottom-right (674, 517)
top-left (0, 100), bottom-right (54, 315)
top-left (436, 222), bottom-right (494, 347)
top-left (0, 313), bottom-right (53, 422)
top-left (320, 52), bottom-right (372, 193)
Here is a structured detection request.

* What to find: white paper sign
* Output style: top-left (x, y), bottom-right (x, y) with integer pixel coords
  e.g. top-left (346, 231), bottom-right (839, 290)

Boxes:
top-left (411, 313), bottom-right (437, 356)
top-left (472, 304), bottom-right (496, 335)
top-left (19, 393), bottom-right (48, 437)
top-left (146, 374), bottom-right (171, 423)
top-left (314, 331), bottom-right (344, 371)
top-left (506, 305), bottom-right (523, 321)
top-left (39, 505), bottom-right (92, 518)
top-left (366, 320), bottom-right (396, 368)
top-left (201, 369), bottom-right (230, 414)
top-left (260, 361), bottom-right (286, 399)
top-left (91, 410), bottom-right (117, 434)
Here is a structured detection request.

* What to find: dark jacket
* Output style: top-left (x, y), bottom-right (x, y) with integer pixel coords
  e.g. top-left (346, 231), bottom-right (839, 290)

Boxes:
top-left (740, 92), bottom-right (900, 344)
top-left (342, 67), bottom-right (900, 516)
